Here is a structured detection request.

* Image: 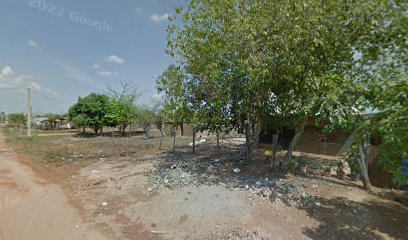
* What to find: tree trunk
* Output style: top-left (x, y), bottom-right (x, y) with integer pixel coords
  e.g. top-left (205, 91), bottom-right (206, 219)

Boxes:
top-left (159, 130), bottom-right (163, 149)
top-left (282, 121), bottom-right (306, 172)
top-left (216, 130), bottom-right (220, 149)
top-left (271, 132), bottom-right (279, 169)
top-left (245, 117), bottom-right (262, 164)
top-left (245, 121), bottom-right (250, 164)
top-left (172, 127), bottom-right (176, 151)
top-left (82, 127), bottom-right (86, 133)
top-left (192, 128), bottom-right (196, 154)
top-left (178, 126), bottom-right (181, 146)
top-left (121, 125), bottom-right (126, 136)
top-left (358, 144), bottom-right (372, 192)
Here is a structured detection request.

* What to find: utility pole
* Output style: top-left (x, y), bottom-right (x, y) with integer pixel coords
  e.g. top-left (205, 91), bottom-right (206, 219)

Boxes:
top-left (27, 88), bottom-right (32, 136)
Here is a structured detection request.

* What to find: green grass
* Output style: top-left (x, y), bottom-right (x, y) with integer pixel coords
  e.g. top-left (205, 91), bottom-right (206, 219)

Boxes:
top-left (2, 128), bottom-right (72, 167)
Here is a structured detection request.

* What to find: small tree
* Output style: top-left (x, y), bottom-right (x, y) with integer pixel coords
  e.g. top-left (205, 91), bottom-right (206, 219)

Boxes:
top-left (105, 82), bottom-right (142, 135)
top-left (7, 113), bottom-right (26, 127)
top-left (134, 106), bottom-right (154, 137)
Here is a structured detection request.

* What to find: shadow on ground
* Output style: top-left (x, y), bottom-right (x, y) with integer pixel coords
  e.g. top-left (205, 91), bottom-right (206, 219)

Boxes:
top-left (300, 196), bottom-right (408, 240)
top-left (152, 144), bottom-right (279, 188)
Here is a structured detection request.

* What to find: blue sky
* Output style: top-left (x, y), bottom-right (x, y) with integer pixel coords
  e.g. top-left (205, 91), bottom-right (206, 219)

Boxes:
top-left (0, 0), bottom-right (179, 114)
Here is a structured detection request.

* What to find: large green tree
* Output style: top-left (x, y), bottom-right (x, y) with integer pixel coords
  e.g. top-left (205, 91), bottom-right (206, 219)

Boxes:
top-left (68, 93), bottom-right (109, 135)
top-left (163, 0), bottom-right (392, 166)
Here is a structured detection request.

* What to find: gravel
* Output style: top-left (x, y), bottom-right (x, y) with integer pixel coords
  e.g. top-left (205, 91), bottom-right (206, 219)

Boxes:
top-left (207, 228), bottom-right (269, 240)
top-left (148, 152), bottom-right (315, 207)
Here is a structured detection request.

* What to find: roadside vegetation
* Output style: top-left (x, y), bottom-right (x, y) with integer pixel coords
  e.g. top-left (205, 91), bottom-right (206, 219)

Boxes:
top-left (2, 0), bottom-right (407, 239)
top-left (157, 0), bottom-right (407, 187)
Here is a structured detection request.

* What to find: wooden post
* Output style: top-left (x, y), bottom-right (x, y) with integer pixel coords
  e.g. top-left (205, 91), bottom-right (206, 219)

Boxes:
top-left (27, 88), bottom-right (32, 136)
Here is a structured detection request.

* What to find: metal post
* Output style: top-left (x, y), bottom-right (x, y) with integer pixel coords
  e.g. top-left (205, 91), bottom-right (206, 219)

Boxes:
top-left (27, 88), bottom-right (32, 136)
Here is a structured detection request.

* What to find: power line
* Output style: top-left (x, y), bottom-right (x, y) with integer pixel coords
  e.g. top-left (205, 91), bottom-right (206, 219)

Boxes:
top-left (0, 87), bottom-right (26, 90)
top-left (31, 89), bottom-right (72, 106)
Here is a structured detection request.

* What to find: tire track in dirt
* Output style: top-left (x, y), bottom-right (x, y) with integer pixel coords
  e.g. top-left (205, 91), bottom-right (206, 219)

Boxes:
top-left (0, 132), bottom-right (107, 240)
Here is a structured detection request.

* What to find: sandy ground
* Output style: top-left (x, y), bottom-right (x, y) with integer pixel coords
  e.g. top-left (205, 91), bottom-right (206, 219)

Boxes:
top-left (67, 157), bottom-right (318, 240)
top-left (0, 132), bottom-right (105, 240)
top-left (2, 129), bottom-right (408, 240)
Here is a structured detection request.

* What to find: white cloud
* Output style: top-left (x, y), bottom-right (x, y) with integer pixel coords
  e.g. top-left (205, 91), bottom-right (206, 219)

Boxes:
top-left (1, 66), bottom-right (14, 76)
top-left (97, 71), bottom-right (113, 77)
top-left (150, 13), bottom-right (170, 23)
top-left (135, 7), bottom-right (142, 13)
top-left (92, 64), bottom-right (101, 70)
top-left (0, 66), bottom-right (56, 95)
top-left (27, 40), bottom-right (40, 49)
top-left (104, 55), bottom-right (125, 64)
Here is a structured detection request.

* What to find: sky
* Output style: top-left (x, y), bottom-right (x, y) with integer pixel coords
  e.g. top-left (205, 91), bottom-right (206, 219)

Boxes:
top-left (0, 0), bottom-right (180, 114)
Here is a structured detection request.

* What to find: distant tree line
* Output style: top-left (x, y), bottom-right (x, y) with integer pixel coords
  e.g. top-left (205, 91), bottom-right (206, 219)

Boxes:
top-left (68, 82), bottom-right (164, 136)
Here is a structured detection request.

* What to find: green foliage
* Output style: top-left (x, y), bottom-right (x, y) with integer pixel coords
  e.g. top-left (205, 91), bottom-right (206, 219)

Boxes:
top-left (358, 0), bottom-right (408, 186)
top-left (68, 93), bottom-right (109, 134)
top-left (373, 76), bottom-right (408, 186)
top-left (160, 0), bottom-right (405, 180)
top-left (346, 145), bottom-right (361, 173)
top-left (72, 114), bottom-right (87, 131)
top-left (105, 97), bottom-right (137, 130)
top-left (7, 113), bottom-right (26, 126)
top-left (134, 107), bottom-right (154, 134)
top-left (161, 0), bottom-right (394, 159)
top-left (156, 65), bottom-right (193, 125)
top-left (105, 82), bottom-right (143, 134)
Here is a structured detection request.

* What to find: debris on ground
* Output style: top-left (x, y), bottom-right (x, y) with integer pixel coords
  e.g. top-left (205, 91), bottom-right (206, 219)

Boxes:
top-left (148, 153), bottom-right (314, 207)
top-left (207, 228), bottom-right (270, 240)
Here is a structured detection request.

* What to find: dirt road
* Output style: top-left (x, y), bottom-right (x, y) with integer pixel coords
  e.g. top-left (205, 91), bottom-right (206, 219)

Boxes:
top-left (0, 133), bottom-right (105, 240)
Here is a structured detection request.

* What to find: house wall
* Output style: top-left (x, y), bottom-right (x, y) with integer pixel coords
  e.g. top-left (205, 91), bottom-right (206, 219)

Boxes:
top-left (164, 123), bottom-right (176, 136)
top-left (295, 125), bottom-right (350, 156)
top-left (164, 123), bottom-right (195, 137)
top-left (182, 123), bottom-right (194, 137)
